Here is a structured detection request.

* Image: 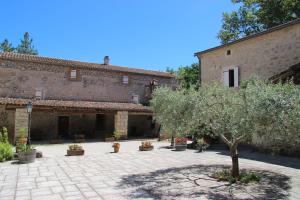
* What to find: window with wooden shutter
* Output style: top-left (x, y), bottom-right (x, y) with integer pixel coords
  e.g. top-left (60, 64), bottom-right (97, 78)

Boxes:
top-left (122, 76), bottom-right (129, 84)
top-left (68, 68), bottom-right (80, 81)
top-left (223, 70), bottom-right (229, 86)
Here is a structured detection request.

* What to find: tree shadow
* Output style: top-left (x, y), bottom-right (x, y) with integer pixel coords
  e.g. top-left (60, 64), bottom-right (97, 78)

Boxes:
top-left (118, 165), bottom-right (290, 200)
top-left (215, 149), bottom-right (300, 169)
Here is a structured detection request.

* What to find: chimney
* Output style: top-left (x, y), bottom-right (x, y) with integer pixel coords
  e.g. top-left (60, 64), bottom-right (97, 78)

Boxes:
top-left (104, 56), bottom-right (110, 65)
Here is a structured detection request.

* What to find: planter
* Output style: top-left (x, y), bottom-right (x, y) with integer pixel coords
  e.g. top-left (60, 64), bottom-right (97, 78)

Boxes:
top-left (67, 149), bottom-right (84, 156)
top-left (18, 149), bottom-right (37, 164)
top-left (175, 137), bottom-right (188, 151)
top-left (175, 144), bottom-right (187, 151)
top-left (139, 146), bottom-right (154, 151)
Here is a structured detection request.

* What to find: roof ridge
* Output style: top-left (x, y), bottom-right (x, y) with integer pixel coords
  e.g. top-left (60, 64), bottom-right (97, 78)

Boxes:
top-left (0, 52), bottom-right (174, 78)
top-left (195, 18), bottom-right (300, 56)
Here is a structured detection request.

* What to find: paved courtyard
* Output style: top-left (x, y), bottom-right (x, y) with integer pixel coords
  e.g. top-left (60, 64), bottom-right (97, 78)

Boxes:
top-left (0, 141), bottom-right (299, 200)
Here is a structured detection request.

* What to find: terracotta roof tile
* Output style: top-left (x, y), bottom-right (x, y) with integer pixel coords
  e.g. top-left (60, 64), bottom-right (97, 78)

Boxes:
top-left (0, 98), bottom-right (152, 112)
top-left (0, 52), bottom-right (174, 78)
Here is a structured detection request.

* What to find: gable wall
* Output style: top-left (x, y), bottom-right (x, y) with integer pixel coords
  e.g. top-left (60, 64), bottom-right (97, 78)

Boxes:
top-left (199, 23), bottom-right (300, 84)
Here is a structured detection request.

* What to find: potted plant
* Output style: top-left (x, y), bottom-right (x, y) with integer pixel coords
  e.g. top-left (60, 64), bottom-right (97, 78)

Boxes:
top-left (67, 144), bottom-right (84, 156)
top-left (139, 141), bottom-right (154, 151)
top-left (112, 143), bottom-right (120, 153)
top-left (16, 128), bottom-right (28, 153)
top-left (175, 137), bottom-right (188, 151)
top-left (18, 144), bottom-right (36, 164)
top-left (112, 131), bottom-right (121, 153)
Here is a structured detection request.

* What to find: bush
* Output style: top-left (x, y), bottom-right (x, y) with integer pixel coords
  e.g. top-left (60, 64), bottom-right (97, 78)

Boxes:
top-left (0, 143), bottom-right (13, 162)
top-left (0, 127), bottom-right (9, 143)
top-left (211, 169), bottom-right (260, 184)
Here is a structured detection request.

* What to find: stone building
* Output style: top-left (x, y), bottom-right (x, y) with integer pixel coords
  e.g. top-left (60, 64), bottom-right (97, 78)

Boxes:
top-left (0, 52), bottom-right (176, 142)
top-left (195, 18), bottom-right (300, 87)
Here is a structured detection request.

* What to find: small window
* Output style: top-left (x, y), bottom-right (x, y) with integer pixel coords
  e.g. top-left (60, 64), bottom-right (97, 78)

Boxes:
top-left (70, 69), bottom-right (77, 79)
top-left (132, 95), bottom-right (139, 104)
top-left (122, 76), bottom-right (129, 84)
top-left (226, 50), bottom-right (231, 55)
top-left (35, 89), bottom-right (43, 100)
top-left (68, 68), bottom-right (80, 80)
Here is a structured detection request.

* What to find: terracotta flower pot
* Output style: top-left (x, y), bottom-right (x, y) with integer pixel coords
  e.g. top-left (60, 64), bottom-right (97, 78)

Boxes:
top-left (113, 143), bottom-right (120, 153)
top-left (67, 149), bottom-right (85, 156)
top-left (139, 146), bottom-right (154, 151)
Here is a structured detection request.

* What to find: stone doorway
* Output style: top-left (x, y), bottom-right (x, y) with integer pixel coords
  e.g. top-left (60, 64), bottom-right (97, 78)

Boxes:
top-left (58, 116), bottom-right (69, 139)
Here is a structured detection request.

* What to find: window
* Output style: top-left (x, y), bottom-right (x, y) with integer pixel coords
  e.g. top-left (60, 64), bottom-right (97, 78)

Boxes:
top-left (122, 76), bottom-right (129, 84)
top-left (70, 70), bottom-right (77, 79)
top-left (35, 88), bottom-right (43, 100)
top-left (223, 67), bottom-right (239, 87)
top-left (68, 68), bottom-right (80, 80)
top-left (226, 50), bottom-right (231, 56)
top-left (132, 95), bottom-right (139, 104)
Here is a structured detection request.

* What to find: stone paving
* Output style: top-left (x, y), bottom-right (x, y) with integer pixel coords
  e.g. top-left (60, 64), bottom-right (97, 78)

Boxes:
top-left (0, 141), bottom-right (299, 200)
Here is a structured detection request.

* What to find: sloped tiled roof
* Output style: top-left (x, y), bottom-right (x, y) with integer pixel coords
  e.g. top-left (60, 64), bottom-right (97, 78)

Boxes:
top-left (0, 52), bottom-right (173, 78)
top-left (0, 98), bottom-right (152, 112)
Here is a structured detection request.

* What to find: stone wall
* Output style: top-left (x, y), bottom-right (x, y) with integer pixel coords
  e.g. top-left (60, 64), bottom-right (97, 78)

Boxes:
top-left (114, 111), bottom-right (128, 139)
top-left (14, 108), bottom-right (28, 139)
top-left (198, 22), bottom-right (300, 84)
top-left (0, 59), bottom-right (175, 104)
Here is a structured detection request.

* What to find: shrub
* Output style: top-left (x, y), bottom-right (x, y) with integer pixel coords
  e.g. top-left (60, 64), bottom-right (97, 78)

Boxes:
top-left (113, 131), bottom-right (122, 140)
top-left (0, 143), bottom-right (13, 162)
top-left (211, 169), bottom-right (260, 184)
top-left (68, 144), bottom-right (83, 151)
top-left (0, 127), bottom-right (9, 143)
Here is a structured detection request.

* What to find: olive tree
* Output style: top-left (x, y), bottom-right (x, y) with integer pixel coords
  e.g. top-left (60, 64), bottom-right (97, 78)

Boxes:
top-left (194, 84), bottom-right (254, 177)
top-left (151, 79), bottom-right (300, 178)
top-left (245, 79), bottom-right (300, 154)
top-left (150, 87), bottom-right (196, 146)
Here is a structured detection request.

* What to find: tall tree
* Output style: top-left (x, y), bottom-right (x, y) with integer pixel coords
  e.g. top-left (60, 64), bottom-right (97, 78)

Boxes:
top-left (218, 0), bottom-right (300, 44)
top-left (166, 63), bottom-right (200, 89)
top-left (16, 32), bottom-right (38, 55)
top-left (0, 39), bottom-right (14, 52)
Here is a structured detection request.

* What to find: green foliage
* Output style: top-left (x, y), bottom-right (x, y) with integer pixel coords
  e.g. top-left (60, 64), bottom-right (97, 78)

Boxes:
top-left (0, 127), bottom-right (9, 143)
top-left (212, 169), bottom-right (260, 184)
top-left (218, 0), bottom-right (300, 44)
top-left (113, 131), bottom-right (122, 140)
top-left (0, 127), bottom-right (13, 162)
top-left (0, 39), bottom-right (14, 52)
top-left (18, 144), bottom-right (34, 153)
top-left (166, 63), bottom-right (200, 89)
top-left (151, 78), bottom-right (300, 175)
top-left (68, 144), bottom-right (83, 151)
top-left (0, 143), bottom-right (13, 162)
top-left (150, 86), bottom-right (198, 139)
top-left (18, 128), bottom-right (27, 139)
top-left (16, 32), bottom-right (38, 55)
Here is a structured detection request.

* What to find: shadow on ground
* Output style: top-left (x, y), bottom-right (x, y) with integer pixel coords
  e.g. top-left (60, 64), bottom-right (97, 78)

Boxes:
top-left (118, 165), bottom-right (290, 200)
top-left (214, 149), bottom-right (300, 170)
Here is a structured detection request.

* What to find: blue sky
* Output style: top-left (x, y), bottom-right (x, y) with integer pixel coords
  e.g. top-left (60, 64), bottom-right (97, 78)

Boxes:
top-left (0, 1), bottom-right (237, 71)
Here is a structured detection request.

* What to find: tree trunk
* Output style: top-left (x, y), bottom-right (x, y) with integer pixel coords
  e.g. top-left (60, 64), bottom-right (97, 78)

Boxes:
top-left (170, 135), bottom-right (175, 147)
top-left (230, 146), bottom-right (239, 178)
